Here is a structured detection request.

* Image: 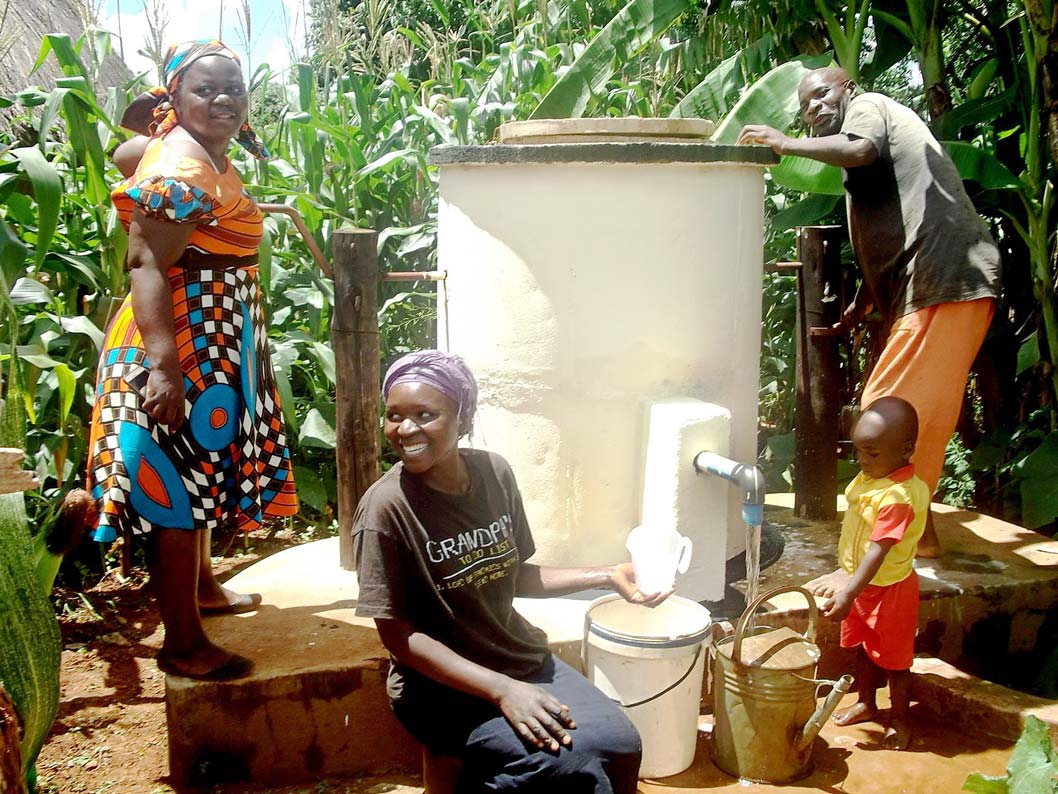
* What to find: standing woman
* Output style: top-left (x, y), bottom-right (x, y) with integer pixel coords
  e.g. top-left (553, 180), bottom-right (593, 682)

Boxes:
top-left (355, 350), bottom-right (666, 793)
top-left (87, 41), bottom-right (298, 680)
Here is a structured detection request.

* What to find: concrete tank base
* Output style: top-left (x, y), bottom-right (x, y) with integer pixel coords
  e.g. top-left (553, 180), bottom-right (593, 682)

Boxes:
top-left (163, 538), bottom-right (603, 785)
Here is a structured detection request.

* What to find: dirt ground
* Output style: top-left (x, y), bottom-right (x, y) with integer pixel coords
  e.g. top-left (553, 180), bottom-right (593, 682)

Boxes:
top-left (34, 529), bottom-right (424, 794)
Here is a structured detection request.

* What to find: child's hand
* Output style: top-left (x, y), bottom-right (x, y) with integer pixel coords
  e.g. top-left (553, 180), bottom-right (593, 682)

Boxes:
top-left (822, 591), bottom-right (853, 621)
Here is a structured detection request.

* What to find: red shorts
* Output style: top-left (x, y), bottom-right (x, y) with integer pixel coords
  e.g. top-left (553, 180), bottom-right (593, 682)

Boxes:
top-left (840, 571), bottom-right (918, 671)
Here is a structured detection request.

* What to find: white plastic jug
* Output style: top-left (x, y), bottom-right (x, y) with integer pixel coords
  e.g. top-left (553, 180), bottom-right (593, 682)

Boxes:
top-left (625, 524), bottom-right (692, 595)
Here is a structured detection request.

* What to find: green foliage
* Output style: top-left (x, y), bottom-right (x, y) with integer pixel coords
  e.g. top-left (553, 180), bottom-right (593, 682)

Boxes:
top-left (530, 0), bottom-right (693, 118)
top-left (937, 434), bottom-right (976, 510)
top-left (1015, 434), bottom-right (1058, 530)
top-left (0, 34), bottom-right (130, 538)
top-left (0, 370), bottom-right (62, 784)
top-left (963, 716), bottom-right (1058, 793)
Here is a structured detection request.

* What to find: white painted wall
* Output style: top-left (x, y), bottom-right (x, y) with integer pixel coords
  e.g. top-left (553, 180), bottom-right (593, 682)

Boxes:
top-left (436, 159), bottom-right (766, 601)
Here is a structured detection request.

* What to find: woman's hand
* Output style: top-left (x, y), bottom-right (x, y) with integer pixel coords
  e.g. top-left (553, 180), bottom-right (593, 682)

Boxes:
top-left (143, 365), bottom-right (185, 429)
top-left (611, 562), bottom-right (673, 608)
top-left (495, 677), bottom-right (576, 752)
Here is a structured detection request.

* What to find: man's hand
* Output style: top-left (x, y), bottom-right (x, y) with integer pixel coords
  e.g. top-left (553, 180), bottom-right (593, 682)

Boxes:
top-left (832, 293), bottom-right (873, 334)
top-left (821, 590), bottom-right (853, 622)
top-left (143, 365), bottom-right (185, 429)
top-left (610, 562), bottom-right (673, 608)
top-left (495, 678), bottom-right (576, 752)
top-left (737, 125), bottom-right (791, 155)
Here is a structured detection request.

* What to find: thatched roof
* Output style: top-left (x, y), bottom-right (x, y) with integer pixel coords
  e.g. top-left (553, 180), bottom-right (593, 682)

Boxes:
top-left (0, 0), bottom-right (129, 97)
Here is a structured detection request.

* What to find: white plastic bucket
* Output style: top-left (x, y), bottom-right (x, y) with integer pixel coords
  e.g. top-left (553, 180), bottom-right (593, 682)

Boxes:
top-left (582, 594), bottom-right (712, 778)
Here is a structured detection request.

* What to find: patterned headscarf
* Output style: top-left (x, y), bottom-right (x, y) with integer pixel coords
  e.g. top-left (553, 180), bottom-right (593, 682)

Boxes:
top-left (119, 39), bottom-right (269, 160)
top-left (383, 350), bottom-right (478, 436)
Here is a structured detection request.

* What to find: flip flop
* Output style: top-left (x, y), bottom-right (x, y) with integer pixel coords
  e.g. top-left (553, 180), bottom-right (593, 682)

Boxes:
top-left (157, 652), bottom-right (255, 682)
top-left (200, 593), bottom-right (263, 615)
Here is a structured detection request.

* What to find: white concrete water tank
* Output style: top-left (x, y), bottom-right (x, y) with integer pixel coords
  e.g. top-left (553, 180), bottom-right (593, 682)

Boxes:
top-left (429, 121), bottom-right (776, 601)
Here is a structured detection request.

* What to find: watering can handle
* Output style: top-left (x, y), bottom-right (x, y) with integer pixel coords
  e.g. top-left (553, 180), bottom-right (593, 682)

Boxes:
top-left (731, 585), bottom-right (818, 666)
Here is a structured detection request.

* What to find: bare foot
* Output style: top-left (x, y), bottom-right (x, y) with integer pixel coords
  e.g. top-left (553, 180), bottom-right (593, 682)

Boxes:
top-left (917, 512), bottom-right (941, 558)
top-left (805, 569), bottom-right (852, 599)
top-left (882, 718), bottom-right (911, 750)
top-left (157, 641), bottom-right (253, 680)
top-left (832, 701), bottom-right (877, 726)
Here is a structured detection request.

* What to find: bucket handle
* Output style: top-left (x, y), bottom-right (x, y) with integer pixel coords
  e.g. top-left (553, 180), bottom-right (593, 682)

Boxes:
top-left (581, 597), bottom-right (705, 710)
top-left (732, 585), bottom-right (818, 667)
top-left (614, 644), bottom-right (703, 709)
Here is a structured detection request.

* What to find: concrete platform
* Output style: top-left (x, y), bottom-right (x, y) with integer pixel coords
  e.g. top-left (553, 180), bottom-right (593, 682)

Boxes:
top-left (164, 499), bottom-right (1058, 785)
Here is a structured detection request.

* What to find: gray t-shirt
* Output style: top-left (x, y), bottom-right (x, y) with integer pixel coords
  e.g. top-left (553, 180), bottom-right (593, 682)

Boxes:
top-left (840, 92), bottom-right (1000, 325)
top-left (353, 449), bottom-right (550, 681)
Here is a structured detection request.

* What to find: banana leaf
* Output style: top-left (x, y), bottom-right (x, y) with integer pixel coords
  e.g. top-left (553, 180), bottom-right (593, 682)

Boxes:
top-left (530, 0), bottom-right (692, 119)
top-left (670, 35), bottom-right (773, 122)
top-left (942, 142), bottom-right (1021, 190)
top-left (936, 89), bottom-right (1016, 141)
top-left (771, 193), bottom-right (841, 230)
top-left (771, 155), bottom-right (845, 195)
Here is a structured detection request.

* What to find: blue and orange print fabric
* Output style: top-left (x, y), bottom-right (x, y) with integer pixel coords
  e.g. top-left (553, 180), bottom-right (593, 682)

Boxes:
top-left (87, 138), bottom-right (297, 539)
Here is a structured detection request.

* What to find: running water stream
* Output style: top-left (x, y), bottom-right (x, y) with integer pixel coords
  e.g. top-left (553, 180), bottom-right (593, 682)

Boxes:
top-left (744, 522), bottom-right (762, 633)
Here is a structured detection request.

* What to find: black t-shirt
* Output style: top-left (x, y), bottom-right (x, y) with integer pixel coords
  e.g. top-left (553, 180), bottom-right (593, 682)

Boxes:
top-left (353, 449), bottom-right (550, 680)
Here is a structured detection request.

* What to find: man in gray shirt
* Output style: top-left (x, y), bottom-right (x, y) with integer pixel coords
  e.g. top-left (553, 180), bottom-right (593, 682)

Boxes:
top-left (738, 67), bottom-right (1000, 561)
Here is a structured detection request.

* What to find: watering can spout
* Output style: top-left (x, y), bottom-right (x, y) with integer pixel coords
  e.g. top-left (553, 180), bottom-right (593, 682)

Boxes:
top-left (794, 674), bottom-right (855, 753)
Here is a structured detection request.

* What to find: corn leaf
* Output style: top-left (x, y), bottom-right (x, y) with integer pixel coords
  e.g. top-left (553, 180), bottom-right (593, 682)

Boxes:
top-left (11, 148), bottom-right (61, 271)
top-left (531, 0), bottom-right (693, 119)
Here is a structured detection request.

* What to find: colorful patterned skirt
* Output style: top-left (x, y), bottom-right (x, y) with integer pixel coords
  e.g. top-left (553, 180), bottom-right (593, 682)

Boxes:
top-left (87, 265), bottom-right (298, 540)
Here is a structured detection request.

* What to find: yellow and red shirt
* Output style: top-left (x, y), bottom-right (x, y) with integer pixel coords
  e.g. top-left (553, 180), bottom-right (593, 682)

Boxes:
top-left (838, 464), bottom-right (930, 586)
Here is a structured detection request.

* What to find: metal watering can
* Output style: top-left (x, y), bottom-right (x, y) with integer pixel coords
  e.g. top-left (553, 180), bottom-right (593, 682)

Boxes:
top-left (711, 585), bottom-right (854, 784)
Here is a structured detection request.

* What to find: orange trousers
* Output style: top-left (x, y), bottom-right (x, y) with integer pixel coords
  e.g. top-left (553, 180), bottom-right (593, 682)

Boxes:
top-left (860, 298), bottom-right (995, 493)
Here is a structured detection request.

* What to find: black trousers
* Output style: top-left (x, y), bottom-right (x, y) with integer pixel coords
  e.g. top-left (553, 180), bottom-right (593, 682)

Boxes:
top-left (391, 655), bottom-right (642, 793)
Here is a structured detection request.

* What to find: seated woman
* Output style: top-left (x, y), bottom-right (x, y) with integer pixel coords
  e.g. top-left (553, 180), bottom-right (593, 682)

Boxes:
top-left (354, 350), bottom-right (668, 793)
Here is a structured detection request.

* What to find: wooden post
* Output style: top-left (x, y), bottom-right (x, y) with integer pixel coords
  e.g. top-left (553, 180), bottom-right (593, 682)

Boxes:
top-left (331, 229), bottom-right (381, 570)
top-left (794, 226), bottom-right (844, 521)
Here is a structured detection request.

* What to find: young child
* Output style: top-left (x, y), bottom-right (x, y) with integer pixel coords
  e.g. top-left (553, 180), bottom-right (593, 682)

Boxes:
top-left (811, 396), bottom-right (929, 750)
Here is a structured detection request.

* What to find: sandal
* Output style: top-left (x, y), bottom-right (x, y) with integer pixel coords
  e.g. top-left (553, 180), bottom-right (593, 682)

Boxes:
top-left (200, 593), bottom-right (263, 616)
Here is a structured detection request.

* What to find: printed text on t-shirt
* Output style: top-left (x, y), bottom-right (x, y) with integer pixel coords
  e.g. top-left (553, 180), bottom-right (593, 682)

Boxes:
top-left (426, 514), bottom-right (519, 591)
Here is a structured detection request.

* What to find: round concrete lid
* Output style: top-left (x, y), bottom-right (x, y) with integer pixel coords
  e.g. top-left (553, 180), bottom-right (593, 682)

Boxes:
top-left (499, 117), bottom-right (715, 144)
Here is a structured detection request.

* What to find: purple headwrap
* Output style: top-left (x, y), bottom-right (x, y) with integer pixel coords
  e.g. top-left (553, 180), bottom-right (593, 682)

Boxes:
top-left (382, 350), bottom-right (478, 435)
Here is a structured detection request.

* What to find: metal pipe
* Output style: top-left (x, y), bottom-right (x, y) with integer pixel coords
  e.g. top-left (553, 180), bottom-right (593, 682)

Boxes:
top-left (382, 271), bottom-right (446, 282)
top-left (693, 451), bottom-right (766, 526)
top-left (258, 203), bottom-right (334, 278)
